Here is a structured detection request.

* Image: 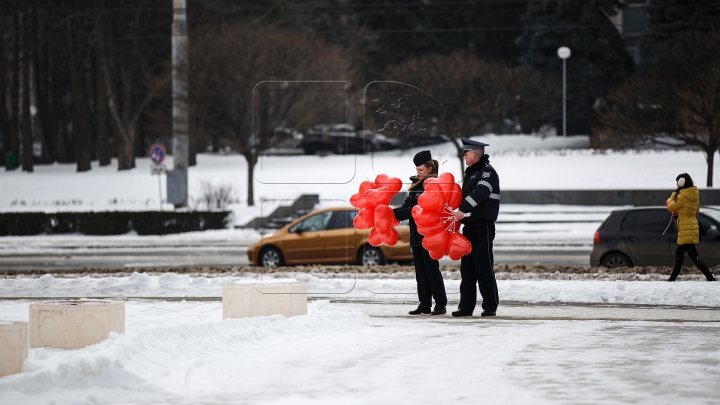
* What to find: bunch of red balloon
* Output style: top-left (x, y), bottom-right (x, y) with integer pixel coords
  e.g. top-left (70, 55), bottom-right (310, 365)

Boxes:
top-left (411, 173), bottom-right (472, 260)
top-left (351, 174), bottom-right (403, 246)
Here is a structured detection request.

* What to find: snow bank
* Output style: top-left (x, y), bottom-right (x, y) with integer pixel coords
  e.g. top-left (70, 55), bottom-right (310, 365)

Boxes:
top-left (1, 141), bottom-right (717, 218)
top-left (0, 300), bottom-right (369, 405)
top-left (3, 273), bottom-right (719, 307)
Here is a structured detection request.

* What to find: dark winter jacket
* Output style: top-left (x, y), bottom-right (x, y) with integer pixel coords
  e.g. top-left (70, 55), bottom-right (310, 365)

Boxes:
top-left (458, 155), bottom-right (500, 224)
top-left (393, 177), bottom-right (431, 247)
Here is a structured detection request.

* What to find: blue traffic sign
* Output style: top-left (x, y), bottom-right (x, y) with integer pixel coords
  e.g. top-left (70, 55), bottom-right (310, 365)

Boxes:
top-left (149, 144), bottom-right (166, 165)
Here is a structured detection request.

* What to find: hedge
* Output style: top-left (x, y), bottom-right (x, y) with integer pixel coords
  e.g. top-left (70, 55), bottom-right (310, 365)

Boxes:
top-left (0, 211), bottom-right (232, 236)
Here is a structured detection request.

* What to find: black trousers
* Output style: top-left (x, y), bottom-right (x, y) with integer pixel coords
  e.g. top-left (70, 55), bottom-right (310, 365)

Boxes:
top-left (669, 244), bottom-right (716, 281)
top-left (412, 246), bottom-right (447, 307)
top-left (459, 222), bottom-right (499, 313)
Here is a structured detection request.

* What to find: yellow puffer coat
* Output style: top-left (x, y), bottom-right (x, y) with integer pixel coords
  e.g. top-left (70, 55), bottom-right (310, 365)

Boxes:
top-left (667, 186), bottom-right (700, 245)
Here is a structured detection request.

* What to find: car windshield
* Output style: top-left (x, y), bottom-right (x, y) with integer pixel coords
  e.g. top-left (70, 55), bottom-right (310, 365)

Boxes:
top-left (702, 209), bottom-right (720, 223)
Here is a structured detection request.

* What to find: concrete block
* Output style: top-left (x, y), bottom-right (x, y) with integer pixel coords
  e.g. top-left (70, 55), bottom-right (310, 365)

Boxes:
top-left (29, 300), bottom-right (125, 350)
top-left (0, 321), bottom-right (28, 377)
top-left (223, 280), bottom-right (307, 319)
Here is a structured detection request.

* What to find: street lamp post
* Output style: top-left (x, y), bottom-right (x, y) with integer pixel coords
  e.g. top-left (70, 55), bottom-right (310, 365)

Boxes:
top-left (557, 46), bottom-right (571, 138)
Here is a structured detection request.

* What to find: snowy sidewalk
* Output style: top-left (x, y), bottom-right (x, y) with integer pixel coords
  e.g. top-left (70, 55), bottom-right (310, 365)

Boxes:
top-left (0, 300), bottom-right (718, 405)
top-left (336, 302), bottom-right (720, 323)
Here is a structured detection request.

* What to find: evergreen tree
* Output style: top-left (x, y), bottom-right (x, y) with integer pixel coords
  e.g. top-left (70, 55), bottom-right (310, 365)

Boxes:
top-left (641, 0), bottom-right (720, 58)
top-left (516, 0), bottom-right (635, 135)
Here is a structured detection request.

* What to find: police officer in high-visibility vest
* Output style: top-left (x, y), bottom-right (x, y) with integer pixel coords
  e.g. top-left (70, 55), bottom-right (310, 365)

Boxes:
top-left (452, 138), bottom-right (500, 317)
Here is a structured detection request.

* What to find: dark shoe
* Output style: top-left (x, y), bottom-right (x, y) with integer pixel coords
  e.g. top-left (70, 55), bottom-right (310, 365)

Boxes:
top-left (708, 277), bottom-right (717, 282)
top-left (409, 305), bottom-right (431, 315)
top-left (431, 305), bottom-right (446, 315)
top-left (480, 311), bottom-right (496, 317)
top-left (451, 309), bottom-right (473, 317)
top-left (667, 278), bottom-right (676, 282)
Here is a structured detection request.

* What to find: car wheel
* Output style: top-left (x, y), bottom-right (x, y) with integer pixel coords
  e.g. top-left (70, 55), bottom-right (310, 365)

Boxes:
top-left (260, 246), bottom-right (284, 267)
top-left (358, 245), bottom-right (385, 266)
top-left (601, 252), bottom-right (632, 268)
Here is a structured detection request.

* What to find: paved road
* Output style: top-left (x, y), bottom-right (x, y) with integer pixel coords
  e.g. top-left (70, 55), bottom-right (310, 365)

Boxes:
top-left (0, 247), bottom-right (250, 271)
top-left (0, 246), bottom-right (591, 271)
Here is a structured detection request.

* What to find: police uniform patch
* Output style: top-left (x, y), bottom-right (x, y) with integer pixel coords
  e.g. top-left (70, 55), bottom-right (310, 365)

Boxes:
top-left (481, 171), bottom-right (491, 178)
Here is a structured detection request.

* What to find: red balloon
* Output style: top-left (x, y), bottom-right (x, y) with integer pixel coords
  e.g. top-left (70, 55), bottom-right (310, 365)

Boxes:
top-left (422, 231), bottom-right (450, 261)
top-left (418, 182), bottom-right (445, 211)
top-left (411, 171), bottom-right (473, 259)
top-left (446, 186), bottom-right (463, 210)
top-left (374, 204), bottom-right (394, 234)
top-left (368, 227), bottom-right (398, 247)
top-left (351, 174), bottom-right (403, 246)
top-left (350, 181), bottom-right (375, 208)
top-left (436, 172), bottom-right (456, 194)
top-left (375, 174), bottom-right (403, 194)
top-left (447, 232), bottom-right (472, 260)
top-left (412, 207), bottom-right (439, 228)
top-left (353, 207), bottom-right (375, 229)
top-left (364, 186), bottom-right (395, 208)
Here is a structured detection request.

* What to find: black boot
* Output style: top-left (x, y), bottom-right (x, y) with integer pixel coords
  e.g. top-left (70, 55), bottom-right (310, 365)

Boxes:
top-left (431, 305), bottom-right (446, 315)
top-left (668, 256), bottom-right (683, 282)
top-left (451, 309), bottom-right (473, 317)
top-left (695, 260), bottom-right (717, 281)
top-left (409, 305), bottom-right (431, 315)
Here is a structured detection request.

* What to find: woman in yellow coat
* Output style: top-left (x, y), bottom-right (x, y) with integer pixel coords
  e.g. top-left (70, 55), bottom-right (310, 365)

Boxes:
top-left (666, 173), bottom-right (717, 281)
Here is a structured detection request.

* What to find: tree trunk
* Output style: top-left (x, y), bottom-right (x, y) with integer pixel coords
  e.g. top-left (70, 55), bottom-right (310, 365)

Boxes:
top-left (102, 54), bottom-right (136, 171)
top-left (19, 12), bottom-right (33, 173)
top-left (245, 152), bottom-right (257, 206)
top-left (66, 19), bottom-right (91, 172)
top-left (189, 138), bottom-right (197, 166)
top-left (705, 147), bottom-right (715, 187)
top-left (10, 14), bottom-right (19, 159)
top-left (28, 31), bottom-right (44, 169)
top-left (95, 56), bottom-right (111, 166)
top-left (33, 11), bottom-right (54, 164)
top-left (117, 134), bottom-right (134, 170)
top-left (0, 16), bottom-right (8, 165)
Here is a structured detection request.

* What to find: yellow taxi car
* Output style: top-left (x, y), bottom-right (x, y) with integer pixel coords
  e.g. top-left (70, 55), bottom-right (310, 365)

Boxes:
top-left (247, 207), bottom-right (413, 266)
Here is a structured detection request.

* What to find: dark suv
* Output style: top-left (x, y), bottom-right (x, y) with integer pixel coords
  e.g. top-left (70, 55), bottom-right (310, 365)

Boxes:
top-left (590, 207), bottom-right (720, 268)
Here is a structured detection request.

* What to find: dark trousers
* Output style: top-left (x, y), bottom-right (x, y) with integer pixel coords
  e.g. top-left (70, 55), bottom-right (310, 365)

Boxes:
top-left (459, 222), bottom-right (499, 313)
top-left (412, 247), bottom-right (447, 308)
top-left (669, 244), bottom-right (716, 281)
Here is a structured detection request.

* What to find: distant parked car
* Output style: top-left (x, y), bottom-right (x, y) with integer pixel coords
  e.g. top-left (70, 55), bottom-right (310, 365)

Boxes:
top-left (590, 207), bottom-right (720, 268)
top-left (247, 207), bottom-right (413, 266)
top-left (357, 130), bottom-right (401, 152)
top-left (300, 124), bottom-right (364, 155)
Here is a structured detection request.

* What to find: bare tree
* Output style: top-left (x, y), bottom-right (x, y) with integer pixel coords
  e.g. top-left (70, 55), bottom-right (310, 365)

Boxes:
top-left (597, 33), bottom-right (720, 187)
top-left (384, 52), bottom-right (559, 175)
top-left (188, 23), bottom-right (356, 206)
top-left (19, 10), bottom-right (32, 172)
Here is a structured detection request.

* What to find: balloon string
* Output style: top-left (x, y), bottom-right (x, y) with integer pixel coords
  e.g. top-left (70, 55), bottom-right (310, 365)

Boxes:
top-left (440, 203), bottom-right (457, 233)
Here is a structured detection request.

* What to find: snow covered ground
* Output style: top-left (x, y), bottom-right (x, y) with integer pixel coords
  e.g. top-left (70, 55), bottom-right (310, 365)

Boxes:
top-left (0, 300), bottom-right (719, 405)
top-left (1, 135), bottom-right (716, 223)
top-left (3, 273), bottom-right (720, 307)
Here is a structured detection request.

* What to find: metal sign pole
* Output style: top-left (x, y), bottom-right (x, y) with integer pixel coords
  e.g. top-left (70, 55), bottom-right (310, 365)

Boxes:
top-left (158, 173), bottom-right (163, 211)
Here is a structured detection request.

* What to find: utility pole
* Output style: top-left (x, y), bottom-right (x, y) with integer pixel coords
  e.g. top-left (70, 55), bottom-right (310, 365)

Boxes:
top-left (170, 0), bottom-right (189, 207)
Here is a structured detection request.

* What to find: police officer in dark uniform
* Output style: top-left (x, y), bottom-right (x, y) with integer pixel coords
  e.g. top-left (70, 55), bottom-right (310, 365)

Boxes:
top-left (394, 150), bottom-right (448, 315)
top-left (452, 138), bottom-right (500, 317)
